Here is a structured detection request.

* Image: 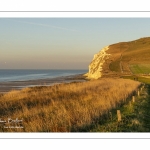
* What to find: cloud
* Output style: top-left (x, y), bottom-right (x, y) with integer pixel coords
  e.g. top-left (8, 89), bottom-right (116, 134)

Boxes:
top-left (4, 19), bottom-right (77, 32)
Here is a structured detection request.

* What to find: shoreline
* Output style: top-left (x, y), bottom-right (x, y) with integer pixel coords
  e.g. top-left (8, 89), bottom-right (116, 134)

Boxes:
top-left (0, 74), bottom-right (87, 93)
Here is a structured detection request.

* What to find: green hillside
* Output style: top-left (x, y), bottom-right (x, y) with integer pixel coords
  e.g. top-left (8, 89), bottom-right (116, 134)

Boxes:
top-left (102, 37), bottom-right (150, 77)
top-left (130, 64), bottom-right (150, 74)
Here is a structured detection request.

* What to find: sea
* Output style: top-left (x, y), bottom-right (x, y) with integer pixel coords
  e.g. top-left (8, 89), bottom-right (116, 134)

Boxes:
top-left (0, 69), bottom-right (87, 82)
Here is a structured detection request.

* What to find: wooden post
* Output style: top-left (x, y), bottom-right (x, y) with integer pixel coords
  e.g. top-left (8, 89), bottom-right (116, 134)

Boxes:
top-left (137, 90), bottom-right (140, 96)
top-left (132, 96), bottom-right (135, 102)
top-left (117, 110), bottom-right (121, 122)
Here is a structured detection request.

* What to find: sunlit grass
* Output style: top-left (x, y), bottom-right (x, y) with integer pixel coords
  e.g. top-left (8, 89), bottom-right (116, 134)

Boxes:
top-left (130, 64), bottom-right (150, 74)
top-left (0, 78), bottom-right (141, 132)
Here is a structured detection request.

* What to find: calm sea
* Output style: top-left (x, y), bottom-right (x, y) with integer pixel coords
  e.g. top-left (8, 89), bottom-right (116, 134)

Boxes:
top-left (0, 69), bottom-right (87, 82)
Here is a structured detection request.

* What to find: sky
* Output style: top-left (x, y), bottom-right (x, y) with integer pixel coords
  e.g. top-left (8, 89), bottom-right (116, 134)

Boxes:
top-left (1, 18), bottom-right (150, 69)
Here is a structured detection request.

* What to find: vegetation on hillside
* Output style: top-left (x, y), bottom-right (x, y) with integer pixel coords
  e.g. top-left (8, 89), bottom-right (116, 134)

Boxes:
top-left (0, 78), bottom-right (141, 132)
top-left (130, 64), bottom-right (150, 74)
top-left (102, 37), bottom-right (150, 76)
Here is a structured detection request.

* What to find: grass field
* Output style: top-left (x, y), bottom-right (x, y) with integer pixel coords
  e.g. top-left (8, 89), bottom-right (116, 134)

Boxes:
top-left (130, 64), bottom-right (150, 74)
top-left (0, 78), bottom-right (140, 132)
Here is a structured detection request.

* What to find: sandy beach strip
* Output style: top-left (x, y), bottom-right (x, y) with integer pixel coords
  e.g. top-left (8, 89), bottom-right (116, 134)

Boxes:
top-left (0, 74), bottom-right (87, 93)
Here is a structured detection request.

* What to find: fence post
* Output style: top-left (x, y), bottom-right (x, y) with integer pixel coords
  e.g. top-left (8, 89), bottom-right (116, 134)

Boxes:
top-left (117, 110), bottom-right (121, 122)
top-left (137, 90), bottom-right (140, 96)
top-left (132, 96), bottom-right (135, 103)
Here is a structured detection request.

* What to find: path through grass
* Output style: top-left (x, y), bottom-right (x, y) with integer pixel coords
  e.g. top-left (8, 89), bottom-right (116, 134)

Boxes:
top-left (90, 84), bottom-right (150, 132)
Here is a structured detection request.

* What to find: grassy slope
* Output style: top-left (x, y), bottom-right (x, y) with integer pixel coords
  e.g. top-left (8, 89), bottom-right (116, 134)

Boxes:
top-left (0, 78), bottom-right (140, 132)
top-left (104, 37), bottom-right (150, 75)
top-left (130, 64), bottom-right (150, 74)
top-left (123, 38), bottom-right (150, 63)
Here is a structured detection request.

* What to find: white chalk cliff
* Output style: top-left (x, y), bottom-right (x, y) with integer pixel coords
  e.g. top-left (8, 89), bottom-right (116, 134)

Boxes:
top-left (85, 46), bottom-right (110, 79)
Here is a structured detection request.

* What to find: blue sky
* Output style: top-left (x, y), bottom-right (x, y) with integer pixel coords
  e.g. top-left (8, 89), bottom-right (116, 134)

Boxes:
top-left (0, 18), bottom-right (150, 69)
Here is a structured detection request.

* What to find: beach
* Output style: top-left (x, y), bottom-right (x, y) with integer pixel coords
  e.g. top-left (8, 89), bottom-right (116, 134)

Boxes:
top-left (0, 74), bottom-right (86, 93)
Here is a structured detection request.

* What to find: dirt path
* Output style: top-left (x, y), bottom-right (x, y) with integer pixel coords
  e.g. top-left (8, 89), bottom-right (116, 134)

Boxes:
top-left (120, 54), bottom-right (123, 73)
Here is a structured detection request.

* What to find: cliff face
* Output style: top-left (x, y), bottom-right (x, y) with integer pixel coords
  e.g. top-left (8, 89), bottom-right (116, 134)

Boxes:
top-left (85, 46), bottom-right (111, 79)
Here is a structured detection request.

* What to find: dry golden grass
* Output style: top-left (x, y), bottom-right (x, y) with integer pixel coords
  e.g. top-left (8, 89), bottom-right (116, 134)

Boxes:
top-left (0, 78), bottom-right (141, 132)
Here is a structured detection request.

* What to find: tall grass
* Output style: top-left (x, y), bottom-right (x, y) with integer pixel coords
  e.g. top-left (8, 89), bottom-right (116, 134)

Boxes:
top-left (0, 78), bottom-right (141, 132)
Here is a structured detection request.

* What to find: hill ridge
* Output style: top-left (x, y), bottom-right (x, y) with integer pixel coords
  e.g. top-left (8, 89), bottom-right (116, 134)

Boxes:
top-left (85, 37), bottom-right (150, 79)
